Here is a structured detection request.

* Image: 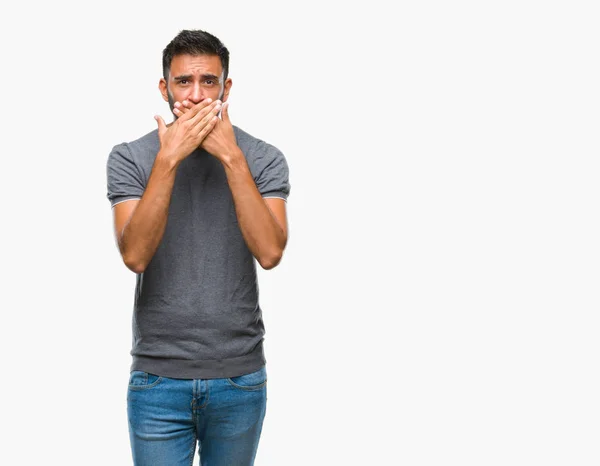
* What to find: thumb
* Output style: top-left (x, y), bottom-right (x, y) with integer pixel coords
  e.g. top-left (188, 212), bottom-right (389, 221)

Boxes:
top-left (222, 102), bottom-right (230, 122)
top-left (154, 115), bottom-right (166, 134)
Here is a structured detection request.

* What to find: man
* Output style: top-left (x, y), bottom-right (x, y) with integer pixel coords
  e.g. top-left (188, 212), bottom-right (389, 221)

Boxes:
top-left (106, 29), bottom-right (290, 465)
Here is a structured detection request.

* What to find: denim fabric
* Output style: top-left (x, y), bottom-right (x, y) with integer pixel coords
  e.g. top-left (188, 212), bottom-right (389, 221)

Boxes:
top-left (127, 366), bottom-right (267, 465)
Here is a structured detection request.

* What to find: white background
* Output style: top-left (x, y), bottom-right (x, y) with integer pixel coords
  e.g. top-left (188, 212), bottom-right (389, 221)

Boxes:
top-left (1, 1), bottom-right (598, 464)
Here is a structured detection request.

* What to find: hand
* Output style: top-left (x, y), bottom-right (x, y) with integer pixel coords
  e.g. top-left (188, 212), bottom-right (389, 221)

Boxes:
top-left (154, 99), bottom-right (222, 164)
top-left (174, 100), bottom-right (237, 163)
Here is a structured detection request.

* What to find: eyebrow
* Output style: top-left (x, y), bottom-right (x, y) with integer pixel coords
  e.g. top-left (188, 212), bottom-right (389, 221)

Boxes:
top-left (173, 74), bottom-right (220, 82)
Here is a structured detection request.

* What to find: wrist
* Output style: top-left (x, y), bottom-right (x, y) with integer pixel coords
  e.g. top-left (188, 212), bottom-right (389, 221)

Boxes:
top-left (156, 150), bottom-right (180, 172)
top-left (220, 146), bottom-right (246, 170)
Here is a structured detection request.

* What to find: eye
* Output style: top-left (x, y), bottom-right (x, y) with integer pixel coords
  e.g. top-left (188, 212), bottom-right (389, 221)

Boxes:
top-left (204, 79), bottom-right (215, 85)
top-left (179, 79), bottom-right (189, 85)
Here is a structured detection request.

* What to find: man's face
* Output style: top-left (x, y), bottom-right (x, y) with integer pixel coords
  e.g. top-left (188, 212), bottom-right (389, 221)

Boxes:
top-left (159, 53), bottom-right (232, 117)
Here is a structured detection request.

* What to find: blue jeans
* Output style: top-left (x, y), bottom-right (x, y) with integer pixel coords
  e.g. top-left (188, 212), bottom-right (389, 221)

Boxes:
top-left (127, 366), bottom-right (267, 465)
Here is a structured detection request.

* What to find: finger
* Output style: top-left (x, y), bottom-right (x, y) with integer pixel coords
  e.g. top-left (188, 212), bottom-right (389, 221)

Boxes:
top-left (197, 114), bottom-right (220, 141)
top-left (186, 100), bottom-right (220, 127)
top-left (191, 101), bottom-right (222, 133)
top-left (180, 98), bottom-right (214, 121)
top-left (175, 101), bottom-right (191, 115)
top-left (154, 115), bottom-right (166, 135)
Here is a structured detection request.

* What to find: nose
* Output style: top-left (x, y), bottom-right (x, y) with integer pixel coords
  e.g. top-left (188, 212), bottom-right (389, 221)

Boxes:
top-left (188, 83), bottom-right (205, 104)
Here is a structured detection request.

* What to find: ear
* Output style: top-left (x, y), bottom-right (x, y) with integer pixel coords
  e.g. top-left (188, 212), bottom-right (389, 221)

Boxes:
top-left (159, 78), bottom-right (169, 102)
top-left (222, 78), bottom-right (233, 102)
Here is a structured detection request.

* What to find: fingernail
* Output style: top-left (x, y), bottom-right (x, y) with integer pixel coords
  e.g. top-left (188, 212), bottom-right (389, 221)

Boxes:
top-left (174, 102), bottom-right (181, 108)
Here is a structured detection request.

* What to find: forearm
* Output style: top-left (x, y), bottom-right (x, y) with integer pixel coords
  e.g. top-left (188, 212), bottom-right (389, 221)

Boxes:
top-left (222, 148), bottom-right (286, 269)
top-left (120, 153), bottom-right (179, 273)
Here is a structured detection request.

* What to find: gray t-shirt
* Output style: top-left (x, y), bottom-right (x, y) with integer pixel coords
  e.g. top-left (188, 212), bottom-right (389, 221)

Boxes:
top-left (106, 125), bottom-right (290, 379)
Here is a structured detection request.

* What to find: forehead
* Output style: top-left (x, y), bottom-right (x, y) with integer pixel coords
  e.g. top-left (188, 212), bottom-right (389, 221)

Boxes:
top-left (168, 54), bottom-right (223, 78)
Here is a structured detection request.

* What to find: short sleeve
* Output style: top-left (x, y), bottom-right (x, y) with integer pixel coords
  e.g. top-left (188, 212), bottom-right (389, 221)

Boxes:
top-left (253, 141), bottom-right (291, 201)
top-left (106, 143), bottom-right (145, 208)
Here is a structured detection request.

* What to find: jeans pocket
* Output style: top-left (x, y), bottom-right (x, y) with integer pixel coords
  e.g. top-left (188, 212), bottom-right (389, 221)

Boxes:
top-left (128, 370), bottom-right (163, 390)
top-left (226, 366), bottom-right (267, 391)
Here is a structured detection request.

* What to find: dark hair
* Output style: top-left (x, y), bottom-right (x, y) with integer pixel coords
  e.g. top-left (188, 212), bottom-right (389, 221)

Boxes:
top-left (162, 29), bottom-right (230, 81)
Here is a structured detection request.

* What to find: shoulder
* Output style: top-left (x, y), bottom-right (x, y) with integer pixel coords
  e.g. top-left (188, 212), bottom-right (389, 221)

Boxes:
top-left (123, 129), bottom-right (160, 158)
top-left (108, 128), bottom-right (159, 168)
top-left (107, 129), bottom-right (160, 192)
top-left (233, 126), bottom-right (290, 198)
top-left (233, 125), bottom-right (286, 166)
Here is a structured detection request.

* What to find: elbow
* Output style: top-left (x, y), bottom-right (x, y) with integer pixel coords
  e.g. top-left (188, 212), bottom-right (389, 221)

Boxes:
top-left (128, 263), bottom-right (146, 275)
top-left (258, 236), bottom-right (287, 270)
top-left (117, 235), bottom-right (148, 274)
top-left (123, 254), bottom-right (147, 275)
top-left (258, 250), bottom-right (283, 270)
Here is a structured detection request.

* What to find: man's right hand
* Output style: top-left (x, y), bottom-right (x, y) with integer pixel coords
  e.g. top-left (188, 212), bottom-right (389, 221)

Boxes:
top-left (154, 99), bottom-right (222, 164)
